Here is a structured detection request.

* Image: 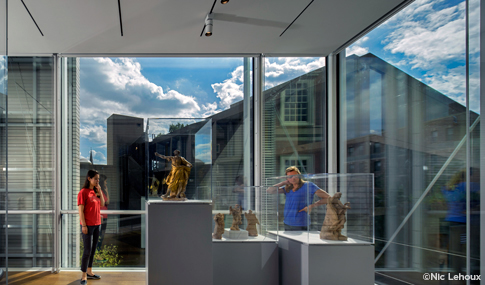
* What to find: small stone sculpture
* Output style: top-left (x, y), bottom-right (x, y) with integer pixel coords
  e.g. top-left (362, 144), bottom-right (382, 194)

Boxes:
top-left (212, 213), bottom-right (225, 239)
top-left (245, 210), bottom-right (260, 236)
top-left (155, 150), bottom-right (192, 200)
top-left (320, 192), bottom-right (351, 241)
top-left (229, 204), bottom-right (243, 231)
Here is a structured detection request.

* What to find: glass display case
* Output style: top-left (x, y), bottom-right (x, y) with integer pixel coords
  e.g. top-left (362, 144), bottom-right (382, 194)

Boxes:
top-left (146, 118), bottom-right (212, 202)
top-left (211, 186), bottom-right (277, 242)
top-left (265, 173), bottom-right (374, 244)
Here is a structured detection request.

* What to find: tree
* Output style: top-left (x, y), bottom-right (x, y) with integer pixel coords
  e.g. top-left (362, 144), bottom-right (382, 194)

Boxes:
top-left (169, 123), bottom-right (185, 133)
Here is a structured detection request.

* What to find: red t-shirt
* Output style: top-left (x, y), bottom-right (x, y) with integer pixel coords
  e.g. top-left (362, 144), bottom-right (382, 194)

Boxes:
top-left (77, 188), bottom-right (101, 226)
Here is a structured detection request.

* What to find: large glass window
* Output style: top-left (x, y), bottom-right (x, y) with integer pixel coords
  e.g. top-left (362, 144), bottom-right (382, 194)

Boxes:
top-left (339, 0), bottom-right (479, 283)
top-left (0, 0), bottom-right (6, 279)
top-left (1, 57), bottom-right (55, 272)
top-left (262, 57), bottom-right (326, 230)
top-left (468, 0), bottom-right (481, 278)
top-left (61, 57), bottom-right (253, 268)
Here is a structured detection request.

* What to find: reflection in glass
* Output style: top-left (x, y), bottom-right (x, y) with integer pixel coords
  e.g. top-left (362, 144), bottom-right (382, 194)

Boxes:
top-left (339, 0), bottom-right (477, 281)
top-left (263, 57), bottom-right (326, 177)
top-left (62, 57), bottom-right (253, 273)
top-left (468, 0), bottom-right (481, 278)
top-left (4, 57), bottom-right (55, 211)
top-left (2, 57), bottom-right (55, 277)
top-left (265, 173), bottom-right (374, 245)
top-left (195, 119), bottom-right (212, 200)
top-left (61, 214), bottom-right (145, 268)
top-left (1, 1), bottom-right (7, 276)
top-left (211, 186), bottom-right (277, 241)
top-left (0, 214), bottom-right (53, 268)
top-left (147, 118), bottom-right (212, 201)
top-left (262, 57), bottom-right (326, 235)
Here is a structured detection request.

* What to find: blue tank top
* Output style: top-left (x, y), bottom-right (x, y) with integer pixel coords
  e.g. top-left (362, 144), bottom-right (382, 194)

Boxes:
top-left (283, 182), bottom-right (319, 226)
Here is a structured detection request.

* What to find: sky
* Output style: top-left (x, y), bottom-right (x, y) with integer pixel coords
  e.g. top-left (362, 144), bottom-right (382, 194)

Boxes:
top-left (347, 0), bottom-right (480, 112)
top-left (79, 0), bottom-right (480, 164)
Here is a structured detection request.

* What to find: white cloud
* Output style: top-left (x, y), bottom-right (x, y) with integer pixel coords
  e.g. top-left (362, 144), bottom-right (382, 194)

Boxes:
top-left (80, 125), bottom-right (107, 145)
top-left (89, 149), bottom-right (107, 165)
top-left (195, 142), bottom-right (211, 164)
top-left (201, 102), bottom-right (220, 117)
top-left (80, 149), bottom-right (107, 164)
top-left (79, 152), bottom-right (91, 163)
top-left (382, 1), bottom-right (466, 70)
top-left (209, 57), bottom-right (326, 110)
top-left (80, 57), bottom-right (202, 127)
top-left (346, 45), bottom-right (369, 57)
top-left (344, 0), bottom-right (479, 113)
top-left (264, 57), bottom-right (326, 89)
top-left (211, 66), bottom-right (244, 109)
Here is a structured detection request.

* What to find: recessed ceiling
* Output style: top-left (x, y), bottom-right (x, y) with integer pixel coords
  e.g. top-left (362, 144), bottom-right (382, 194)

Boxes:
top-left (8, 0), bottom-right (408, 56)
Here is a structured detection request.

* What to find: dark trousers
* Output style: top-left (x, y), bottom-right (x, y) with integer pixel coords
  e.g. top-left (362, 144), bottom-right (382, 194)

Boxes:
top-left (284, 224), bottom-right (308, 231)
top-left (81, 225), bottom-right (100, 272)
top-left (96, 219), bottom-right (107, 251)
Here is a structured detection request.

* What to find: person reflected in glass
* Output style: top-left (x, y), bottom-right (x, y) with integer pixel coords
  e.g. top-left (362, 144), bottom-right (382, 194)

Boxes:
top-left (96, 174), bottom-right (110, 262)
top-left (441, 168), bottom-right (480, 273)
top-left (78, 170), bottom-right (105, 284)
top-left (267, 166), bottom-right (330, 231)
top-left (233, 175), bottom-right (245, 210)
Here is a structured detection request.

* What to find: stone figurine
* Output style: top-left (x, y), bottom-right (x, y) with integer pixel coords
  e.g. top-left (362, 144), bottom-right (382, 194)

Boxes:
top-left (245, 210), bottom-right (260, 236)
top-left (320, 192), bottom-right (351, 241)
top-left (229, 204), bottom-right (243, 231)
top-left (155, 150), bottom-right (192, 200)
top-left (212, 213), bottom-right (225, 239)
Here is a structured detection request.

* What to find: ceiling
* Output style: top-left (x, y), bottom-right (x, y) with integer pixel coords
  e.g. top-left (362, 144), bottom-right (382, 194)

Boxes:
top-left (8, 0), bottom-right (407, 56)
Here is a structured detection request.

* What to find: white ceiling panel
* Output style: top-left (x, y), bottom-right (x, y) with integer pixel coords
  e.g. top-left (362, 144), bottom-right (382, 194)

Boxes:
top-left (8, 0), bottom-right (408, 56)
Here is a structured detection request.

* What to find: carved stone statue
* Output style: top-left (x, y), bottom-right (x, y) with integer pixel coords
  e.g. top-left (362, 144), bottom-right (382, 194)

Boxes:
top-left (155, 150), bottom-right (192, 200)
top-left (245, 210), bottom-right (260, 236)
top-left (229, 204), bottom-right (243, 231)
top-left (320, 192), bottom-right (351, 241)
top-left (212, 213), bottom-right (225, 239)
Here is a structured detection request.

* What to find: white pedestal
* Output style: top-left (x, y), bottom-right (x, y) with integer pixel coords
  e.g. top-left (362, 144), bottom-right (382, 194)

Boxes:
top-left (146, 200), bottom-right (212, 285)
top-left (276, 232), bottom-right (375, 285)
top-left (222, 228), bottom-right (248, 239)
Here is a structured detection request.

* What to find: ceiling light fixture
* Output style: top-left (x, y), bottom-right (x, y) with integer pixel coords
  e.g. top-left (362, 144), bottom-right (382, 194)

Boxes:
top-left (205, 14), bottom-right (214, 36)
top-left (221, 0), bottom-right (229, 4)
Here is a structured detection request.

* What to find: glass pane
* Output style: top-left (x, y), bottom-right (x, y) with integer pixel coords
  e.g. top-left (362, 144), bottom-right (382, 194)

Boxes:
top-left (468, 0), bottom-right (480, 277)
top-left (0, 214), bottom-right (53, 268)
top-left (211, 186), bottom-right (277, 241)
top-left (263, 57), bottom-right (326, 179)
top-left (265, 173), bottom-right (374, 245)
top-left (62, 57), bottom-right (253, 271)
top-left (64, 57), bottom-right (252, 211)
top-left (262, 57), bottom-right (326, 236)
top-left (147, 118), bottom-right (212, 201)
top-left (0, 0), bottom-right (6, 281)
top-left (61, 214), bottom-right (145, 268)
top-left (5, 57), bottom-right (55, 211)
top-left (339, 0), bottom-right (476, 282)
top-left (195, 119), bottom-right (212, 200)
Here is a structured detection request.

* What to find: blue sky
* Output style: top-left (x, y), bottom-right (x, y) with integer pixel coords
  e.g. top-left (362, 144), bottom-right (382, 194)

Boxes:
top-left (79, 56), bottom-right (326, 163)
top-left (80, 0), bottom-right (480, 164)
top-left (347, 0), bottom-right (480, 111)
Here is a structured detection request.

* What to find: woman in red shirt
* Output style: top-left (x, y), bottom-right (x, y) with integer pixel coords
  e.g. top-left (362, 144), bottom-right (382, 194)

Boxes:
top-left (78, 170), bottom-right (105, 285)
